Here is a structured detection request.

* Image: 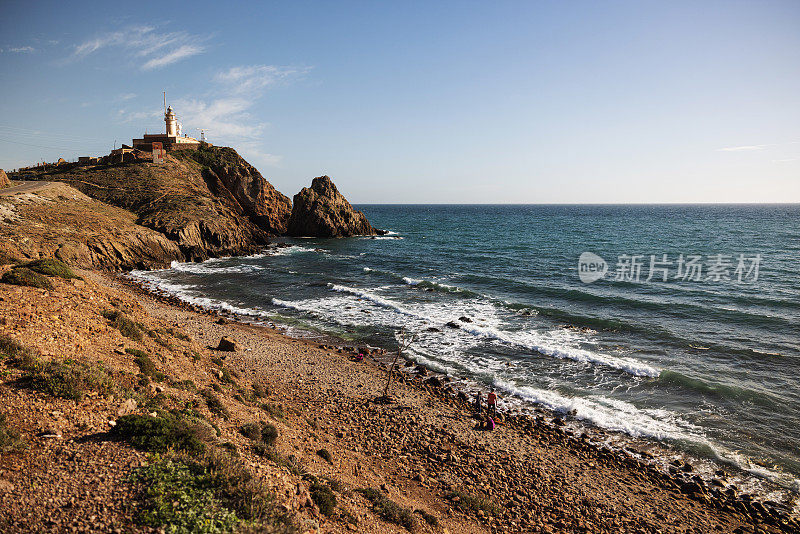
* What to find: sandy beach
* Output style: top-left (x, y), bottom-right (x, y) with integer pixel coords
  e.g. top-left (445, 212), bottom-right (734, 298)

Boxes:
top-left (0, 265), bottom-right (793, 533)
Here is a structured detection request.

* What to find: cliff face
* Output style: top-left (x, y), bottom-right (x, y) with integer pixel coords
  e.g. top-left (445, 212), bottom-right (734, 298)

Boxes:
top-left (192, 147), bottom-right (292, 235)
top-left (287, 176), bottom-right (379, 237)
top-left (0, 169), bottom-right (9, 189)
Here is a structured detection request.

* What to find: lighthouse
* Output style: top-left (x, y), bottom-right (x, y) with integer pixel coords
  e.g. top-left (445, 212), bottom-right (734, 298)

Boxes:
top-left (131, 94), bottom-right (206, 152)
top-left (165, 106), bottom-right (177, 137)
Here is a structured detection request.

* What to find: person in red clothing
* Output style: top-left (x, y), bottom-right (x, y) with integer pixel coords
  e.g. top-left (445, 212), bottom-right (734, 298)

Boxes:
top-left (487, 389), bottom-right (498, 416)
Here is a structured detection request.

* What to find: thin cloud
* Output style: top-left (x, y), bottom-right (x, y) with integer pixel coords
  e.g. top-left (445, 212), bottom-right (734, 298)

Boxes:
top-left (8, 46), bottom-right (35, 53)
top-left (117, 93), bottom-right (138, 101)
top-left (214, 64), bottom-right (310, 95)
top-left (141, 44), bottom-right (204, 70)
top-left (717, 145), bottom-right (765, 152)
top-left (71, 25), bottom-right (206, 70)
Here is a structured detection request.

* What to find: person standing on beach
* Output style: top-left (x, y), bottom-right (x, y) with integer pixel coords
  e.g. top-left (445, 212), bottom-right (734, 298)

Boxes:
top-left (487, 389), bottom-right (498, 416)
top-left (474, 391), bottom-right (482, 415)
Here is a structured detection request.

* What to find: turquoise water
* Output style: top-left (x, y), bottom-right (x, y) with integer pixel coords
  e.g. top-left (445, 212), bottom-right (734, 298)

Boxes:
top-left (132, 204), bottom-right (800, 494)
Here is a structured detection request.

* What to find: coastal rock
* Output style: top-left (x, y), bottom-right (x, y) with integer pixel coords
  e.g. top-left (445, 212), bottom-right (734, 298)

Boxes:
top-left (0, 169), bottom-right (9, 189)
top-left (287, 176), bottom-right (379, 237)
top-left (217, 336), bottom-right (240, 352)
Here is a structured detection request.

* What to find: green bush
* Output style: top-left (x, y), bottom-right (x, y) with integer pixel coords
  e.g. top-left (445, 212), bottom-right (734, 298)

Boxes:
top-left (201, 389), bottom-right (230, 419)
top-left (102, 310), bottom-right (144, 341)
top-left (22, 258), bottom-right (80, 279)
top-left (1, 267), bottom-right (53, 289)
top-left (357, 488), bottom-right (415, 531)
top-left (309, 481), bottom-right (337, 517)
top-left (112, 412), bottom-right (209, 454)
top-left (239, 422), bottom-right (262, 441)
top-left (446, 489), bottom-right (499, 516)
top-left (316, 448), bottom-right (332, 464)
top-left (25, 358), bottom-right (114, 401)
top-left (133, 354), bottom-right (165, 381)
top-left (125, 348), bottom-right (148, 359)
top-left (260, 422), bottom-right (278, 446)
top-left (132, 457), bottom-right (241, 533)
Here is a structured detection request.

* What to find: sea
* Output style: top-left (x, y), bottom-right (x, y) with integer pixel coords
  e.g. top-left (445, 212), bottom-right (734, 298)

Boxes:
top-left (130, 204), bottom-right (800, 503)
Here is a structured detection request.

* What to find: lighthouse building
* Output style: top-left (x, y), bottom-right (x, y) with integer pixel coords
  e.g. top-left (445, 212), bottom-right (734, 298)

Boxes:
top-left (132, 105), bottom-right (205, 151)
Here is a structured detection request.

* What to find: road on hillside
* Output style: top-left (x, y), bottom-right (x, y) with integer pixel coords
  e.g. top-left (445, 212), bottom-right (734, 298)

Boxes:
top-left (0, 181), bottom-right (56, 197)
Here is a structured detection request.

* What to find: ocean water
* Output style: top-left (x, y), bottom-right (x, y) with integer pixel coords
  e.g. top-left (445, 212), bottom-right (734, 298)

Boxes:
top-left (131, 204), bottom-right (800, 497)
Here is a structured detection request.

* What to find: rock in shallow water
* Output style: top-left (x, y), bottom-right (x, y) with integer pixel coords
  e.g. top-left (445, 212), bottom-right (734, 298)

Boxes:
top-left (287, 176), bottom-right (380, 237)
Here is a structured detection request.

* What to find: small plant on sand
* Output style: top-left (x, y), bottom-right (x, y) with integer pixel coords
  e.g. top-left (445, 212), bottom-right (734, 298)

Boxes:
top-left (356, 488), bottom-right (416, 531)
top-left (417, 509), bottom-right (439, 527)
top-left (445, 489), bottom-right (498, 517)
top-left (1, 267), bottom-right (53, 289)
top-left (102, 310), bottom-right (144, 342)
top-left (124, 347), bottom-right (148, 358)
top-left (112, 411), bottom-right (212, 454)
top-left (201, 389), bottom-right (230, 419)
top-left (316, 448), bottom-right (333, 464)
top-left (133, 354), bottom-right (166, 382)
top-left (309, 480), bottom-right (337, 516)
top-left (240, 421), bottom-right (278, 446)
top-left (0, 412), bottom-right (23, 453)
top-left (22, 258), bottom-right (80, 279)
top-left (25, 358), bottom-right (114, 401)
top-left (219, 367), bottom-right (236, 384)
top-left (239, 422), bottom-right (263, 441)
top-left (165, 327), bottom-right (191, 342)
top-left (252, 382), bottom-right (268, 398)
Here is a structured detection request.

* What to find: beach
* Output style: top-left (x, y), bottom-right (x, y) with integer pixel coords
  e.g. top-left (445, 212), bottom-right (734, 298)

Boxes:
top-left (1, 266), bottom-right (793, 533)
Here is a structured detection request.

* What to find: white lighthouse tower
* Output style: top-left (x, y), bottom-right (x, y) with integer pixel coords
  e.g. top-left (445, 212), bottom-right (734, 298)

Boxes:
top-left (165, 106), bottom-right (177, 137)
top-left (131, 93), bottom-right (206, 151)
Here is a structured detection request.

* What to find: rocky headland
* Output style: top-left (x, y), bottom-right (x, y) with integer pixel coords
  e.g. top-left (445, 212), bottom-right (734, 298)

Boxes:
top-left (6, 146), bottom-right (378, 268)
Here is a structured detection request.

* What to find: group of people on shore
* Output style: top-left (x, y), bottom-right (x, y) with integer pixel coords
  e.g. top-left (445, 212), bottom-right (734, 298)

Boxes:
top-left (473, 389), bottom-right (498, 431)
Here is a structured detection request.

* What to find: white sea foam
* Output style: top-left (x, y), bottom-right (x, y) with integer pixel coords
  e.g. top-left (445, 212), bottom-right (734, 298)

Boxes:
top-left (326, 284), bottom-right (659, 377)
top-left (328, 284), bottom-right (419, 317)
top-left (168, 260), bottom-right (264, 275)
top-left (269, 245), bottom-right (318, 256)
top-left (128, 271), bottom-right (269, 318)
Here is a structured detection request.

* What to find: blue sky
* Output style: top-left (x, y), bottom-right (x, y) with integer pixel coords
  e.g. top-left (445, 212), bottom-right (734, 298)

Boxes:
top-left (1, 1), bottom-right (798, 203)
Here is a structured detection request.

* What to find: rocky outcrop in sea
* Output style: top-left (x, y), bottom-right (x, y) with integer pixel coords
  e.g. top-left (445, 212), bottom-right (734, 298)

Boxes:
top-left (287, 175), bottom-right (380, 237)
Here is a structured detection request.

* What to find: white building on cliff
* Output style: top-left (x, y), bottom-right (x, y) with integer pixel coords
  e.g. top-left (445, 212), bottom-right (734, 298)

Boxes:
top-left (132, 100), bottom-right (206, 151)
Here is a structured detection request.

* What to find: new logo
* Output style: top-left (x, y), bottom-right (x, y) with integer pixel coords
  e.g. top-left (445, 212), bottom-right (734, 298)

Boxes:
top-left (578, 252), bottom-right (608, 283)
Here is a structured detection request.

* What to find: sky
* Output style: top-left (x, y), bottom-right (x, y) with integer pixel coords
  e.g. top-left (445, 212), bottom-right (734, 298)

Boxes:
top-left (0, 0), bottom-right (798, 203)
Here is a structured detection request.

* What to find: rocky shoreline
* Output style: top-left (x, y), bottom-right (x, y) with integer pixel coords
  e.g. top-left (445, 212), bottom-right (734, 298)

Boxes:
top-left (119, 272), bottom-right (799, 533)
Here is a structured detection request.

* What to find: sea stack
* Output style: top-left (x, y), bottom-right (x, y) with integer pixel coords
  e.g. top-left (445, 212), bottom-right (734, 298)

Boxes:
top-left (287, 175), bottom-right (380, 237)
